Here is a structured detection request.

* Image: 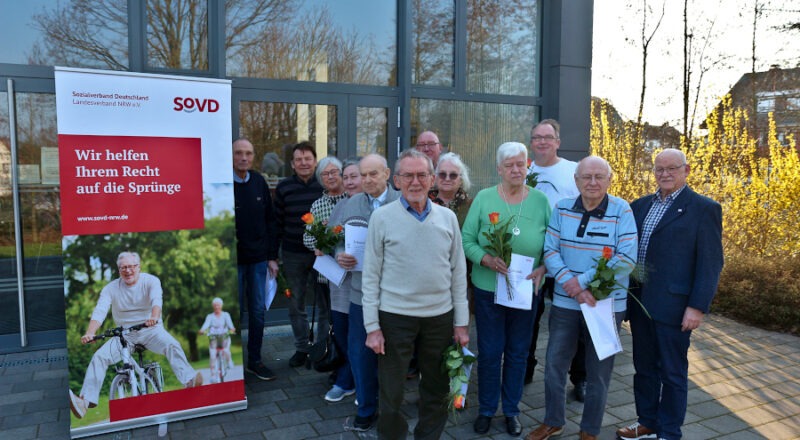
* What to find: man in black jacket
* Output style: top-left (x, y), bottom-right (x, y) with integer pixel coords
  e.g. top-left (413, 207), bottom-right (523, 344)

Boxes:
top-left (233, 138), bottom-right (279, 381)
top-left (275, 141), bottom-right (325, 367)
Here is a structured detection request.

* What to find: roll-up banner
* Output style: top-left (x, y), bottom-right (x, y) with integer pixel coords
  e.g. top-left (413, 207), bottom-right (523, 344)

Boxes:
top-left (55, 67), bottom-right (245, 438)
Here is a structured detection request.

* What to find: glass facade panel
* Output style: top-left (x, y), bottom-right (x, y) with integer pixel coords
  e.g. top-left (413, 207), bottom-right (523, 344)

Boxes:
top-left (0, 0), bottom-right (129, 69)
top-left (238, 101), bottom-right (337, 181)
top-left (226, 0), bottom-right (396, 86)
top-left (412, 98), bottom-right (536, 192)
top-left (411, 0), bottom-right (454, 86)
top-left (356, 107), bottom-right (388, 157)
top-left (0, 90), bottom-right (21, 336)
top-left (467, 0), bottom-right (538, 96)
top-left (147, 0), bottom-right (209, 70)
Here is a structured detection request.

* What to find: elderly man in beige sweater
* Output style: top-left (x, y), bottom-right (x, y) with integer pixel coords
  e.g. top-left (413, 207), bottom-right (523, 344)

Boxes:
top-left (363, 149), bottom-right (469, 440)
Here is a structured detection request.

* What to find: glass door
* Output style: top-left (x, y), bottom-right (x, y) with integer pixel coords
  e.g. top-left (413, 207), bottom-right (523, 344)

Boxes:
top-left (0, 79), bottom-right (66, 353)
top-left (348, 95), bottom-right (399, 164)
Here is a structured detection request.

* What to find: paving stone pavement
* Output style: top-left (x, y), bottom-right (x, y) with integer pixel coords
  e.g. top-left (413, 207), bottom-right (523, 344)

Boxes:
top-left (1, 302), bottom-right (799, 439)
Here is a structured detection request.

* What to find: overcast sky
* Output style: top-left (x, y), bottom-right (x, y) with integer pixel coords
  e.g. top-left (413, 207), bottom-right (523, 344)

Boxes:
top-left (592, 0), bottom-right (800, 131)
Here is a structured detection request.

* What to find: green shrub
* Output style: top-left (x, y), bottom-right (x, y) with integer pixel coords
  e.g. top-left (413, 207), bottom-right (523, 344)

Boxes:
top-left (713, 251), bottom-right (800, 335)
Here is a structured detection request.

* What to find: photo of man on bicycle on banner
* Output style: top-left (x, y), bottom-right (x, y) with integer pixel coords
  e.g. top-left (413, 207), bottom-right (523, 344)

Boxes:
top-left (68, 251), bottom-right (203, 420)
top-left (198, 297), bottom-right (236, 384)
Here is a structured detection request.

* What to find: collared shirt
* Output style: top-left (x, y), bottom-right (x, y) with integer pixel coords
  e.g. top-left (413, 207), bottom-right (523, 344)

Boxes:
top-left (571, 194), bottom-right (609, 237)
top-left (368, 187), bottom-right (389, 211)
top-left (400, 197), bottom-right (431, 222)
top-left (637, 184), bottom-right (687, 278)
top-left (233, 171), bottom-right (250, 184)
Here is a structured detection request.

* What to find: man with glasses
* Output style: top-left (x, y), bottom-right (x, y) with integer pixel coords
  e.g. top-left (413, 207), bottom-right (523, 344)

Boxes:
top-left (616, 149), bottom-right (723, 440)
top-left (415, 130), bottom-right (443, 166)
top-left (527, 156), bottom-right (637, 440)
top-left (68, 252), bottom-right (201, 419)
top-left (363, 149), bottom-right (469, 439)
top-left (275, 141), bottom-right (325, 368)
top-left (328, 153), bottom-right (400, 431)
top-left (525, 119), bottom-right (586, 403)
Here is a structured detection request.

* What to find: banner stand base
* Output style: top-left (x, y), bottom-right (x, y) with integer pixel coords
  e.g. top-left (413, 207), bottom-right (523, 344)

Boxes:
top-left (69, 398), bottom-right (247, 439)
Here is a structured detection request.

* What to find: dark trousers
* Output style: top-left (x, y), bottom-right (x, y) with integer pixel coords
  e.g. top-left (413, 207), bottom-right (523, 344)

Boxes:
top-left (630, 303), bottom-right (691, 440)
top-left (530, 277), bottom-right (586, 385)
top-left (283, 250), bottom-right (328, 352)
top-left (238, 261), bottom-right (267, 365)
top-left (377, 310), bottom-right (454, 440)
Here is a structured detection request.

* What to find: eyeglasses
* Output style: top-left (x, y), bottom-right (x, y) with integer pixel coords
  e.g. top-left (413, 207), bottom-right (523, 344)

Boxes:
top-left (119, 264), bottom-right (140, 272)
top-left (320, 170), bottom-right (341, 178)
top-left (437, 172), bottom-right (460, 181)
top-left (654, 165), bottom-right (685, 175)
top-left (531, 135), bottom-right (558, 142)
top-left (415, 142), bottom-right (439, 150)
top-left (577, 174), bottom-right (609, 183)
top-left (397, 172), bottom-right (431, 183)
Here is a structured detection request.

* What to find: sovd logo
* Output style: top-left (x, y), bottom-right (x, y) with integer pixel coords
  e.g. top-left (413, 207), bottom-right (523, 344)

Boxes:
top-left (173, 97), bottom-right (220, 113)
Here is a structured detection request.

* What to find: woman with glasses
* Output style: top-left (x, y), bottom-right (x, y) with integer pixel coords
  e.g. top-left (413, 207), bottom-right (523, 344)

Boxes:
top-left (461, 142), bottom-right (551, 437)
top-left (304, 157), bottom-right (364, 403)
top-left (429, 152), bottom-right (473, 227)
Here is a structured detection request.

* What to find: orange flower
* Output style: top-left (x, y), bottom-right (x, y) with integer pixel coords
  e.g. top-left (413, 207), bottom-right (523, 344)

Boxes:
top-left (453, 395), bottom-right (465, 409)
top-left (527, 157), bottom-right (533, 167)
top-left (301, 212), bottom-right (314, 225)
top-left (488, 212), bottom-right (500, 225)
top-left (332, 225), bottom-right (343, 234)
top-left (602, 246), bottom-right (613, 260)
top-left (284, 289), bottom-right (292, 298)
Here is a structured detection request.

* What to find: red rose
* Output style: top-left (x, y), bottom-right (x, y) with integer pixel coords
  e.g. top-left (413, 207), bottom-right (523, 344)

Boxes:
top-left (301, 212), bottom-right (314, 224)
top-left (602, 246), bottom-right (613, 260)
top-left (488, 212), bottom-right (500, 225)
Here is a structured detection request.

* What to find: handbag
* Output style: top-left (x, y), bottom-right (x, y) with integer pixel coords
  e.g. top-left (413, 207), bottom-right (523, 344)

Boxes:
top-left (307, 291), bottom-right (344, 373)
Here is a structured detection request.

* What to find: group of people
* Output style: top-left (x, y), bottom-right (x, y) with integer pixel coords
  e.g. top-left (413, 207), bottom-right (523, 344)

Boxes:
top-left (233, 120), bottom-right (723, 440)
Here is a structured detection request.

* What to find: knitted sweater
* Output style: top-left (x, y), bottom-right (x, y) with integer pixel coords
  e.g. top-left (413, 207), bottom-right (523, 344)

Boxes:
top-left (544, 195), bottom-right (638, 312)
top-left (361, 201), bottom-right (468, 333)
top-left (275, 174), bottom-right (323, 254)
top-left (461, 185), bottom-right (551, 293)
top-left (234, 171), bottom-right (279, 264)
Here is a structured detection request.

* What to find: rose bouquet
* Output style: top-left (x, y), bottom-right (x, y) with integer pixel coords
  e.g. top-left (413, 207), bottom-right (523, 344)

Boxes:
top-left (482, 212), bottom-right (514, 299)
top-left (302, 212), bottom-right (344, 254)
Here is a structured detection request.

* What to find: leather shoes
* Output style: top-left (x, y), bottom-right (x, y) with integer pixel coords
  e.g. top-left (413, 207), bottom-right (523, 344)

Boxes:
top-left (473, 415), bottom-right (492, 434)
top-left (524, 423), bottom-right (563, 440)
top-left (579, 431), bottom-right (597, 440)
top-left (573, 380), bottom-right (587, 402)
top-left (506, 416), bottom-right (522, 436)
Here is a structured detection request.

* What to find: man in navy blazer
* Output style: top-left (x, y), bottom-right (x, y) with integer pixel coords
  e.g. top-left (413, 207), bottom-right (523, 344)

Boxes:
top-left (616, 149), bottom-right (723, 440)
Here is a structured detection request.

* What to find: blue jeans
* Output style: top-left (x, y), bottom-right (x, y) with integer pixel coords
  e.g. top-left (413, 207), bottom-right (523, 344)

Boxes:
top-left (283, 250), bottom-right (329, 353)
top-left (238, 261), bottom-right (267, 365)
top-left (473, 286), bottom-right (537, 417)
top-left (348, 303), bottom-right (378, 418)
top-left (630, 304), bottom-right (691, 440)
top-left (544, 305), bottom-right (624, 435)
top-left (331, 310), bottom-right (354, 391)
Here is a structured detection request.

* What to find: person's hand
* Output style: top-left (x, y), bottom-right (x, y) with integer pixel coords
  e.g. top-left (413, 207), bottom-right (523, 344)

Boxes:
top-left (145, 317), bottom-right (158, 327)
top-left (229, 328), bottom-right (236, 334)
top-left (80, 333), bottom-right (95, 344)
top-left (575, 290), bottom-right (596, 307)
top-left (336, 252), bottom-right (357, 270)
top-left (365, 330), bottom-right (385, 355)
top-left (563, 277), bottom-right (583, 297)
top-left (453, 326), bottom-right (470, 347)
top-left (681, 306), bottom-right (704, 332)
top-left (314, 249), bottom-right (324, 256)
top-left (526, 265), bottom-right (547, 291)
top-left (268, 260), bottom-right (279, 277)
top-left (198, 329), bottom-right (205, 335)
top-left (481, 254), bottom-right (507, 274)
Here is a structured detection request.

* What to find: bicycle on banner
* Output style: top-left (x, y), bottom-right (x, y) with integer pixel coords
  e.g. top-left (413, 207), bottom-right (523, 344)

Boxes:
top-left (96, 323), bottom-right (165, 399)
